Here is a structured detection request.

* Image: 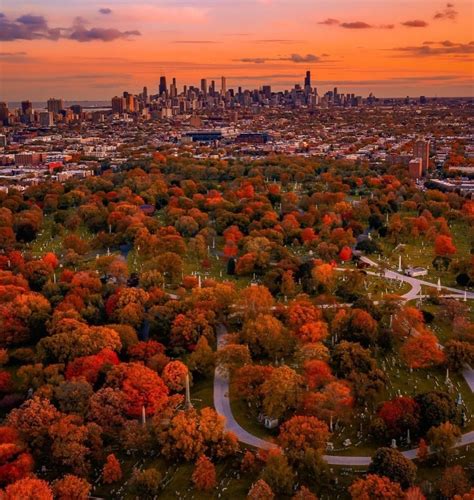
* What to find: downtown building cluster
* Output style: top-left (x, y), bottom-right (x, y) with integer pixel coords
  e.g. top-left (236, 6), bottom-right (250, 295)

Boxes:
top-left (109, 71), bottom-right (365, 120)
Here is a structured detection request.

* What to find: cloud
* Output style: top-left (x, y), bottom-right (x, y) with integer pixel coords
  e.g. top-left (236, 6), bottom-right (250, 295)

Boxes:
top-left (99, 8), bottom-right (112, 15)
top-left (401, 19), bottom-right (429, 27)
top-left (237, 53), bottom-right (322, 64)
top-left (0, 51), bottom-right (27, 57)
top-left (68, 26), bottom-right (141, 42)
top-left (172, 40), bottom-right (218, 44)
top-left (324, 21), bottom-right (394, 30)
top-left (253, 39), bottom-right (302, 44)
top-left (0, 13), bottom-right (61, 41)
top-left (390, 40), bottom-right (474, 57)
top-left (340, 21), bottom-right (373, 29)
top-left (434, 3), bottom-right (458, 20)
top-left (318, 18), bottom-right (340, 25)
top-left (0, 12), bottom-right (140, 42)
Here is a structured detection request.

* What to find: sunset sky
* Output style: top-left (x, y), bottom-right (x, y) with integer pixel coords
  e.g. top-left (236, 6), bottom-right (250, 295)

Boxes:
top-left (1, 0), bottom-right (473, 101)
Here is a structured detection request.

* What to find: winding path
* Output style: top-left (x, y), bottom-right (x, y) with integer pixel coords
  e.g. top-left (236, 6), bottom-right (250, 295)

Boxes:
top-left (213, 260), bottom-right (474, 466)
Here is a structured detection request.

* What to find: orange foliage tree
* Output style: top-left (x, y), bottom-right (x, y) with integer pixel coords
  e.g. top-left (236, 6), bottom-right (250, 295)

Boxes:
top-left (2, 477), bottom-right (54, 500)
top-left (53, 474), bottom-right (91, 500)
top-left (349, 474), bottom-right (404, 500)
top-left (400, 332), bottom-right (445, 369)
top-left (106, 363), bottom-right (169, 417)
top-left (277, 416), bottom-right (329, 461)
top-left (162, 361), bottom-right (188, 392)
top-left (103, 453), bottom-right (122, 484)
top-left (192, 455), bottom-right (216, 492)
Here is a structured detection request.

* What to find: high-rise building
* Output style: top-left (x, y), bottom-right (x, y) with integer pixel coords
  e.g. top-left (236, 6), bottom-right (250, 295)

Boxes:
top-left (262, 85), bottom-right (272, 99)
top-left (304, 71), bottom-right (311, 89)
top-left (170, 78), bottom-right (177, 98)
top-left (221, 76), bottom-right (227, 95)
top-left (201, 79), bottom-right (207, 96)
top-left (159, 76), bottom-right (167, 96)
top-left (125, 94), bottom-right (135, 113)
top-left (39, 111), bottom-right (54, 127)
top-left (210, 80), bottom-right (216, 95)
top-left (47, 98), bottom-right (64, 114)
top-left (409, 158), bottom-right (423, 179)
top-left (142, 86), bottom-right (148, 104)
top-left (70, 104), bottom-right (82, 115)
top-left (414, 139), bottom-right (430, 173)
top-left (0, 102), bottom-right (10, 126)
top-left (111, 96), bottom-right (126, 114)
top-left (21, 100), bottom-right (32, 115)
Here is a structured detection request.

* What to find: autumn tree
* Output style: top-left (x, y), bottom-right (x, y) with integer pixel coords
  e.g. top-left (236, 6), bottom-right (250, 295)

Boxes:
top-left (53, 475), bottom-right (91, 500)
top-left (241, 314), bottom-right (290, 358)
top-left (2, 477), bottom-right (53, 500)
top-left (106, 362), bottom-right (169, 418)
top-left (260, 451), bottom-right (295, 496)
top-left (0, 426), bottom-right (34, 486)
top-left (170, 310), bottom-right (215, 349)
top-left (368, 448), bottom-right (416, 489)
top-left (400, 332), bottom-right (445, 369)
top-left (434, 234), bottom-right (456, 257)
top-left (188, 336), bottom-right (215, 377)
top-left (248, 479), bottom-right (275, 500)
top-left (416, 438), bottom-right (428, 462)
top-left (439, 465), bottom-right (470, 498)
top-left (262, 366), bottom-right (304, 419)
top-left (427, 421), bottom-right (461, 463)
top-left (444, 340), bottom-right (474, 371)
top-left (304, 360), bottom-right (334, 389)
top-left (237, 285), bottom-right (274, 321)
top-left (7, 397), bottom-right (60, 452)
top-left (103, 453), bottom-right (122, 484)
top-left (155, 407), bottom-right (238, 461)
top-left (162, 361), bottom-right (189, 392)
top-left (349, 474), bottom-right (404, 500)
top-left (414, 391), bottom-right (458, 435)
top-left (192, 455), bottom-right (216, 492)
top-left (87, 387), bottom-right (127, 436)
top-left (216, 344), bottom-right (252, 372)
top-left (377, 397), bottom-right (420, 438)
top-left (277, 416), bottom-right (329, 462)
top-left (233, 364), bottom-right (274, 408)
top-left (292, 486), bottom-right (318, 500)
top-left (130, 467), bottom-right (162, 497)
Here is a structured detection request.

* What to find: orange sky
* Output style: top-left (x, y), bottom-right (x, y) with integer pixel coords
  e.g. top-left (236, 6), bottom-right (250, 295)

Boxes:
top-left (0, 0), bottom-right (473, 100)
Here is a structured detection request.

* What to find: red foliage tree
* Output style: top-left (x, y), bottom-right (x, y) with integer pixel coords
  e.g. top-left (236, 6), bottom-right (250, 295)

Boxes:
top-left (378, 397), bottom-right (419, 437)
top-left (304, 360), bottom-right (334, 389)
top-left (434, 235), bottom-right (456, 257)
top-left (65, 348), bottom-right (119, 384)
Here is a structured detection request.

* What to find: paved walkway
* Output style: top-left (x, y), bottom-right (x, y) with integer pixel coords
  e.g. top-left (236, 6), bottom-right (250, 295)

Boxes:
top-left (213, 323), bottom-right (474, 464)
top-left (360, 256), bottom-right (474, 301)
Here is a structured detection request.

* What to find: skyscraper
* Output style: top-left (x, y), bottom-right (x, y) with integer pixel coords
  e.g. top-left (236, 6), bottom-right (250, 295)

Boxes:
top-left (221, 76), bottom-right (227, 95)
top-left (0, 103), bottom-right (9, 126)
top-left (111, 96), bottom-right (126, 114)
top-left (201, 79), bottom-right (207, 96)
top-left (159, 76), bottom-right (167, 96)
top-left (414, 139), bottom-right (430, 173)
top-left (47, 98), bottom-right (64, 114)
top-left (21, 100), bottom-right (32, 114)
top-left (304, 71), bottom-right (311, 89)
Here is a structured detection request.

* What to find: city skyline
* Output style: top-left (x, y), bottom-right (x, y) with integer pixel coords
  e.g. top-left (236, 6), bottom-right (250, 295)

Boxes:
top-left (1, 0), bottom-right (473, 100)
